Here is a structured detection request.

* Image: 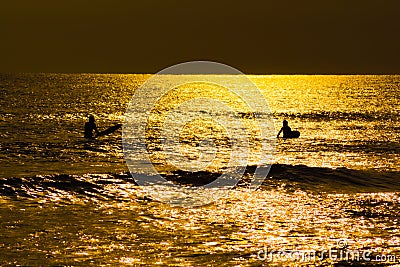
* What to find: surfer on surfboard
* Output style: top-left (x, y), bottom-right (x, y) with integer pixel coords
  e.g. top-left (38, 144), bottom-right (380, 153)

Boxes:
top-left (84, 115), bottom-right (122, 139)
top-left (84, 115), bottom-right (99, 139)
top-left (277, 120), bottom-right (300, 138)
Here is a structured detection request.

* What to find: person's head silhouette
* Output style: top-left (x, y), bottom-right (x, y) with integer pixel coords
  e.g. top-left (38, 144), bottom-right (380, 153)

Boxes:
top-left (283, 120), bottom-right (288, 126)
top-left (88, 115), bottom-right (95, 123)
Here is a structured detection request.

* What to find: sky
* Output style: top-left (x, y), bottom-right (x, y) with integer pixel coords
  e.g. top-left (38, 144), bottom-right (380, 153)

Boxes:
top-left (1, 0), bottom-right (399, 74)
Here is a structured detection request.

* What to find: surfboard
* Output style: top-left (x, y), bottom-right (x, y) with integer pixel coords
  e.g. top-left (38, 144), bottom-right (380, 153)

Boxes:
top-left (279, 131), bottom-right (300, 139)
top-left (97, 124), bottom-right (122, 136)
top-left (284, 131), bottom-right (300, 138)
top-left (291, 130), bottom-right (300, 138)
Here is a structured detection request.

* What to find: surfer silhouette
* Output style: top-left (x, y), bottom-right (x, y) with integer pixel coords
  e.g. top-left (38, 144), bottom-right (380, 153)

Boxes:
top-left (277, 120), bottom-right (300, 138)
top-left (84, 115), bottom-right (99, 139)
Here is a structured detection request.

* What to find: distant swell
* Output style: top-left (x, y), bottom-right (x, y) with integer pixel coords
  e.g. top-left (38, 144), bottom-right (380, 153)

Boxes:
top-left (276, 111), bottom-right (399, 122)
top-left (1, 165), bottom-right (399, 200)
top-left (262, 164), bottom-right (400, 193)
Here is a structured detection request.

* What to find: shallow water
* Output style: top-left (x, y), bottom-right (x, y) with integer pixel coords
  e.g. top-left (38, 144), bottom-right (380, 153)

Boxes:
top-left (0, 74), bottom-right (399, 266)
top-left (2, 188), bottom-right (400, 266)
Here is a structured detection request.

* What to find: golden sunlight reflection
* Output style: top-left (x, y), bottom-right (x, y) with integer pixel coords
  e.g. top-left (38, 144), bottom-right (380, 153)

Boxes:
top-left (62, 187), bottom-right (399, 266)
top-left (145, 81), bottom-right (264, 173)
top-left (1, 74), bottom-right (399, 266)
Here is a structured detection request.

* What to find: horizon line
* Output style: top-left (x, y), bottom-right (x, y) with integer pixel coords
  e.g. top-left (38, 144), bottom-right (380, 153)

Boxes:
top-left (1, 72), bottom-right (400, 76)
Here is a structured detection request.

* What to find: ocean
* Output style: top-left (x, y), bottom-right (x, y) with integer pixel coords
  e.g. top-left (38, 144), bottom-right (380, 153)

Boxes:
top-left (0, 73), bottom-right (399, 266)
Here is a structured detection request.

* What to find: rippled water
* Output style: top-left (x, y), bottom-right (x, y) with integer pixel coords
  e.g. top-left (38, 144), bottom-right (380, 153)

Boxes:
top-left (0, 74), bottom-right (399, 266)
